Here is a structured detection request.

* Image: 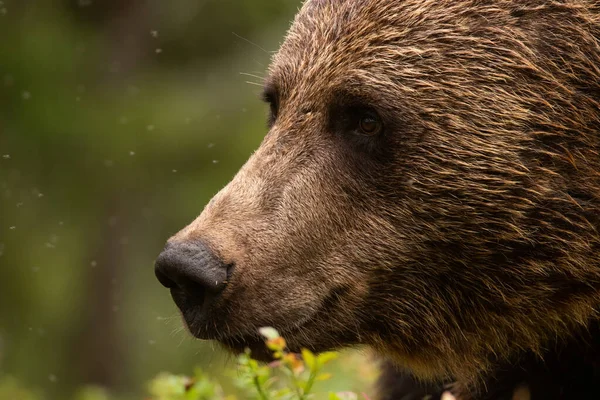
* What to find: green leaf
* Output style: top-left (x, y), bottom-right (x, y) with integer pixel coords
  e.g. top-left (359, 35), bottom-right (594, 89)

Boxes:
top-left (316, 352), bottom-right (338, 366)
top-left (301, 349), bottom-right (316, 370)
top-left (316, 373), bottom-right (332, 381)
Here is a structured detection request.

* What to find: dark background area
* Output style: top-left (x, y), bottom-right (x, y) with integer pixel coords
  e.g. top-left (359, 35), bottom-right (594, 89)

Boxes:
top-left (0, 1), bottom-right (379, 399)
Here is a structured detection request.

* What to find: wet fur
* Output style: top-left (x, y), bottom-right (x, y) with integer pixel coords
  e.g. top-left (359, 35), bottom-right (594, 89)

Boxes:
top-left (169, 1), bottom-right (600, 398)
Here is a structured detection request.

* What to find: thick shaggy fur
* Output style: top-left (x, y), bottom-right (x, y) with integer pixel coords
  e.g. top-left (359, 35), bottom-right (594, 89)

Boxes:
top-left (165, 1), bottom-right (600, 398)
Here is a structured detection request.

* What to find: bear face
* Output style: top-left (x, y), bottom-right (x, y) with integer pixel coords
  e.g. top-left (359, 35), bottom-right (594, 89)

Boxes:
top-left (156, 0), bottom-right (600, 389)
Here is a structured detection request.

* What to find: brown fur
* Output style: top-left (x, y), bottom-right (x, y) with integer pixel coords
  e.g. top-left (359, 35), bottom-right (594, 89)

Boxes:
top-left (166, 0), bottom-right (600, 397)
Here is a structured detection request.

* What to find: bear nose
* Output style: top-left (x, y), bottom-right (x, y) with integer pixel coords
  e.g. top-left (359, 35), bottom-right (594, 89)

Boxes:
top-left (155, 241), bottom-right (229, 294)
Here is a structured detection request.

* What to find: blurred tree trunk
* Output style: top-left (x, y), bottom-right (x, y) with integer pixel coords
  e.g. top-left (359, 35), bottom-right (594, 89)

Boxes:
top-left (76, 196), bottom-right (129, 388)
top-left (71, 0), bottom-right (152, 388)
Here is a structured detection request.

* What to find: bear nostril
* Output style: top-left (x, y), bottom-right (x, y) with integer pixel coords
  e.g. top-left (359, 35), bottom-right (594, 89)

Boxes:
top-left (155, 267), bottom-right (178, 289)
top-left (154, 240), bottom-right (229, 296)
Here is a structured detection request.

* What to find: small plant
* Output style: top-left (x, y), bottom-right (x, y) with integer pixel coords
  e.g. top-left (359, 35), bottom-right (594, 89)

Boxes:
top-left (236, 327), bottom-right (340, 400)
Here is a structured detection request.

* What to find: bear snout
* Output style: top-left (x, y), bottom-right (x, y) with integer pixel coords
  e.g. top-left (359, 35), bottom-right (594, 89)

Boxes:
top-left (155, 240), bottom-right (234, 335)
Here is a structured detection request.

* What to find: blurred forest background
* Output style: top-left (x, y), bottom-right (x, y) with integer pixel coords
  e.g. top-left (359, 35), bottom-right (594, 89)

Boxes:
top-left (0, 1), bottom-right (374, 399)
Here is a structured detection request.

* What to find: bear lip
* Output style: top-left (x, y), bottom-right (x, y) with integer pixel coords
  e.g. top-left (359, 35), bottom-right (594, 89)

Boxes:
top-left (180, 297), bottom-right (322, 348)
top-left (185, 312), bottom-right (316, 343)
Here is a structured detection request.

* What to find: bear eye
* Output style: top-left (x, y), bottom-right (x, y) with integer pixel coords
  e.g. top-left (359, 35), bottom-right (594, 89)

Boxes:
top-left (267, 96), bottom-right (278, 122)
top-left (357, 111), bottom-right (383, 136)
top-left (262, 84), bottom-right (279, 127)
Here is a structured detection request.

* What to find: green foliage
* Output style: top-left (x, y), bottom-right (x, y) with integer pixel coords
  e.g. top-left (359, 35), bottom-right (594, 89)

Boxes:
top-left (0, 376), bottom-right (41, 400)
top-left (0, 330), bottom-right (373, 400)
top-left (235, 328), bottom-right (340, 400)
top-left (74, 387), bottom-right (111, 400)
top-left (148, 370), bottom-right (225, 400)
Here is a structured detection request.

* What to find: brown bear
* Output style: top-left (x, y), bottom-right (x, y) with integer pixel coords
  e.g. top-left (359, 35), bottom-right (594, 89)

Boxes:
top-left (155, 1), bottom-right (600, 399)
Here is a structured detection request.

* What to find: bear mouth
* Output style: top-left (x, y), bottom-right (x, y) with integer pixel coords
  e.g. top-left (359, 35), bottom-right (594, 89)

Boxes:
top-left (220, 335), bottom-right (278, 362)
top-left (181, 319), bottom-right (312, 362)
top-left (174, 293), bottom-right (326, 360)
top-left (180, 307), bottom-right (316, 347)
top-left (172, 282), bottom-right (359, 361)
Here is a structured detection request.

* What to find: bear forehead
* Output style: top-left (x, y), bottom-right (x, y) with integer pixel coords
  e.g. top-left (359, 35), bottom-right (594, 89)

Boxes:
top-left (269, 0), bottom-right (583, 104)
top-left (269, 1), bottom-right (418, 103)
top-left (280, 0), bottom-right (401, 63)
top-left (269, 0), bottom-right (505, 104)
